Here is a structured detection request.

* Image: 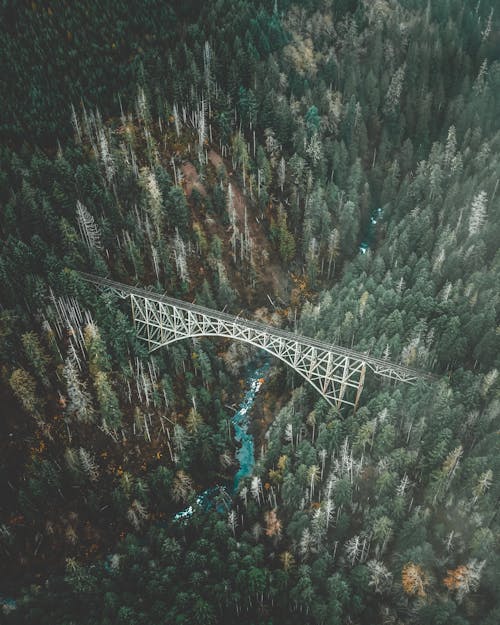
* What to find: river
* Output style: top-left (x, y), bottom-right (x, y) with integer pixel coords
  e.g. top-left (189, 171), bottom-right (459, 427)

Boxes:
top-left (359, 206), bottom-right (382, 253)
top-left (174, 357), bottom-right (270, 521)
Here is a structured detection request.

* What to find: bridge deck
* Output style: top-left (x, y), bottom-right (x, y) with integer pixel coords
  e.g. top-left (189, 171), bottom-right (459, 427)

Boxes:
top-left (78, 272), bottom-right (435, 382)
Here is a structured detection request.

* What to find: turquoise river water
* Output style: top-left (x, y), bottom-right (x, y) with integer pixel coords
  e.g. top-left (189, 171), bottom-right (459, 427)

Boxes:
top-left (174, 358), bottom-right (270, 520)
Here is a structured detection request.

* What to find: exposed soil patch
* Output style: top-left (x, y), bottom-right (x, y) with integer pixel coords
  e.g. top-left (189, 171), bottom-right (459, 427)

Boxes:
top-left (181, 161), bottom-right (207, 198)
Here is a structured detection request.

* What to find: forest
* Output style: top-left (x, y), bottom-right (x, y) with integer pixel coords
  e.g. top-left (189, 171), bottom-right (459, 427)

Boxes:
top-left (0, 1), bottom-right (499, 623)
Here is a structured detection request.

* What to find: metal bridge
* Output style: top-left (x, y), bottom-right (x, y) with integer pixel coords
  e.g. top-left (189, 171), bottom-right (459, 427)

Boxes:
top-left (79, 273), bottom-right (433, 409)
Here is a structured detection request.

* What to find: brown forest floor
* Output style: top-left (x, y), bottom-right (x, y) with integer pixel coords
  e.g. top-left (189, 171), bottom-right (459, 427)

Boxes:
top-left (181, 149), bottom-right (290, 308)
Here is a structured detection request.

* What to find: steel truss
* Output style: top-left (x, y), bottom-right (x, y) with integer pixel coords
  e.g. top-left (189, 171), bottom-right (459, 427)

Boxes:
top-left (80, 273), bottom-right (433, 409)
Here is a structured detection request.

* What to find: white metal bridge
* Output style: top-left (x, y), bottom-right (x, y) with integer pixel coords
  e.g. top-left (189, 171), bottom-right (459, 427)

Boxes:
top-left (79, 273), bottom-right (434, 409)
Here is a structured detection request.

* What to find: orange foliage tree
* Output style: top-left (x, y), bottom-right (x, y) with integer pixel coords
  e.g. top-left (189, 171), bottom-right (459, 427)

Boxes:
top-left (402, 563), bottom-right (429, 598)
top-left (264, 509), bottom-right (282, 538)
top-left (443, 565), bottom-right (469, 591)
top-left (443, 561), bottom-right (484, 602)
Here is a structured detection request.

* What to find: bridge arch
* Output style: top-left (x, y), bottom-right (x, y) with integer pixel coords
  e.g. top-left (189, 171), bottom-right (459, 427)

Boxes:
top-left (148, 331), bottom-right (361, 409)
top-left (131, 293), bottom-right (366, 409)
top-left (78, 272), bottom-right (432, 410)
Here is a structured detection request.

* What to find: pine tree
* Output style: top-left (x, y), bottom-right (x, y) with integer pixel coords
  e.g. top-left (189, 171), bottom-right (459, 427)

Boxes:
top-left (94, 371), bottom-right (121, 430)
top-left (468, 190), bottom-right (487, 236)
top-left (9, 368), bottom-right (40, 419)
top-left (21, 331), bottom-right (50, 388)
top-left (63, 349), bottom-right (95, 423)
top-left (76, 201), bottom-right (102, 251)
